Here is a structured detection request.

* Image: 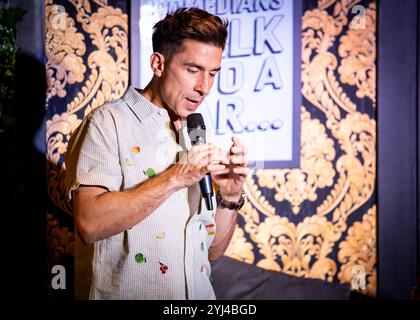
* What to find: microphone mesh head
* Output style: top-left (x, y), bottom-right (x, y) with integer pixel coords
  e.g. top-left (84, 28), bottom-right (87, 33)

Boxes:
top-left (187, 113), bottom-right (206, 145)
top-left (187, 113), bottom-right (205, 130)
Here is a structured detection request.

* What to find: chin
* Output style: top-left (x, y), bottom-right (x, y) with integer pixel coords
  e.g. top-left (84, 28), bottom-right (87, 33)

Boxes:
top-left (180, 108), bottom-right (196, 118)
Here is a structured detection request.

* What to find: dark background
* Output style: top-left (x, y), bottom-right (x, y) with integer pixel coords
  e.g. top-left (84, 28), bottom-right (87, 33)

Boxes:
top-left (377, 0), bottom-right (420, 299)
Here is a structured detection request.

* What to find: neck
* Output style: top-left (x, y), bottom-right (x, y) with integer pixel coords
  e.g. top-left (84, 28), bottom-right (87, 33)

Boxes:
top-left (139, 80), bottom-right (182, 132)
top-left (169, 113), bottom-right (182, 132)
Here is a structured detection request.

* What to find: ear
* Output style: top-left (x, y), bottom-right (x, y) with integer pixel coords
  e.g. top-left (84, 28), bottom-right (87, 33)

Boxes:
top-left (150, 52), bottom-right (165, 77)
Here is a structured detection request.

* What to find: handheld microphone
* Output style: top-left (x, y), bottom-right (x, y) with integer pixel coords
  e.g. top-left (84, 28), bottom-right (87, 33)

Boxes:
top-left (186, 113), bottom-right (214, 211)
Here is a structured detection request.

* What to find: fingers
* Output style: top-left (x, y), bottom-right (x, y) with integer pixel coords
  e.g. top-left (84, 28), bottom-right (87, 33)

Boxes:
top-left (230, 155), bottom-right (248, 167)
top-left (209, 167), bottom-right (229, 175)
top-left (185, 140), bottom-right (250, 179)
top-left (230, 145), bottom-right (249, 155)
top-left (231, 136), bottom-right (247, 151)
top-left (232, 135), bottom-right (242, 147)
top-left (211, 166), bottom-right (250, 177)
top-left (232, 166), bottom-right (250, 176)
top-left (180, 144), bottom-right (213, 164)
top-left (190, 144), bottom-right (229, 166)
top-left (230, 137), bottom-right (248, 156)
top-left (207, 164), bottom-right (227, 172)
top-left (229, 136), bottom-right (249, 167)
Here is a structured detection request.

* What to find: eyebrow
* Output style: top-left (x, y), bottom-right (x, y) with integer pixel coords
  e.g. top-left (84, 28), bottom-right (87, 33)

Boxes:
top-left (184, 62), bottom-right (221, 72)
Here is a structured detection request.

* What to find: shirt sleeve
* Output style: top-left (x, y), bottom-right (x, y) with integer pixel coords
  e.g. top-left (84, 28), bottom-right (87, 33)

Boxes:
top-left (65, 108), bottom-right (122, 202)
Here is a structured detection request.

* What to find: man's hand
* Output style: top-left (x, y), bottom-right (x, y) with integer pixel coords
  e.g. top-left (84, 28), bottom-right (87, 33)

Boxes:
top-left (211, 136), bottom-right (249, 201)
top-left (170, 143), bottom-right (230, 189)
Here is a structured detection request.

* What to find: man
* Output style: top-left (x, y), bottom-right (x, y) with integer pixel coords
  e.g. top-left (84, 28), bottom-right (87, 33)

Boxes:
top-left (65, 7), bottom-right (249, 300)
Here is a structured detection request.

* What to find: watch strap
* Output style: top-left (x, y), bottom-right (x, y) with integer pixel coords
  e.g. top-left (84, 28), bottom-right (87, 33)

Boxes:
top-left (216, 191), bottom-right (245, 210)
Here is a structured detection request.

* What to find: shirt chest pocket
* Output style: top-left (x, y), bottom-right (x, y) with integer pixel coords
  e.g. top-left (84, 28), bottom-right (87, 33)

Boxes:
top-left (120, 142), bottom-right (180, 190)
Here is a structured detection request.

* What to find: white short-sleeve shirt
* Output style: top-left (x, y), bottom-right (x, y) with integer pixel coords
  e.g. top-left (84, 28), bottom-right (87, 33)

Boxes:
top-left (65, 86), bottom-right (217, 300)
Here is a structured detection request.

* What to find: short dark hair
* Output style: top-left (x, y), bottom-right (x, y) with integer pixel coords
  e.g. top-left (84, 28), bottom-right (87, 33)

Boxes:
top-left (152, 7), bottom-right (228, 61)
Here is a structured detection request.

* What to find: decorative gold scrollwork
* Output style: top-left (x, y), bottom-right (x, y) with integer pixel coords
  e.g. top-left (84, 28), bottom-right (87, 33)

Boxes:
top-left (46, 0), bottom-right (129, 213)
top-left (227, 0), bottom-right (377, 295)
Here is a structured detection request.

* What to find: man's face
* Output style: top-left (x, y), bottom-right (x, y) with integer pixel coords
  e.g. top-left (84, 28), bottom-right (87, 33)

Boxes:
top-left (158, 39), bottom-right (223, 119)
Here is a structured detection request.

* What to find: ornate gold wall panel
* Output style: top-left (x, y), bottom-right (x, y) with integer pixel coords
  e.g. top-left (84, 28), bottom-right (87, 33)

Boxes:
top-left (44, 0), bottom-right (128, 291)
top-left (225, 0), bottom-right (377, 296)
top-left (45, 0), bottom-right (128, 212)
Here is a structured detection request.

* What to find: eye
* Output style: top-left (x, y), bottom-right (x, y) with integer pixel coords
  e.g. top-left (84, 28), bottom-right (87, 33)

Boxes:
top-left (187, 68), bottom-right (199, 74)
top-left (209, 72), bottom-right (217, 78)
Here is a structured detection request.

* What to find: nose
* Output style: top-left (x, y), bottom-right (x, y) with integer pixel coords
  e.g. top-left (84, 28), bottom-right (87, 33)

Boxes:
top-left (195, 73), bottom-right (211, 96)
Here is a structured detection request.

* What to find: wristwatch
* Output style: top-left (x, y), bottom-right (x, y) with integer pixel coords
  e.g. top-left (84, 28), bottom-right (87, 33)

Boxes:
top-left (216, 191), bottom-right (246, 210)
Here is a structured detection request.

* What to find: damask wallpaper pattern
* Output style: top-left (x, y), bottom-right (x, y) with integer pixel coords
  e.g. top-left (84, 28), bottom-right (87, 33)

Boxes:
top-left (225, 0), bottom-right (377, 296)
top-left (44, 0), bottom-right (129, 297)
top-left (45, 0), bottom-right (376, 297)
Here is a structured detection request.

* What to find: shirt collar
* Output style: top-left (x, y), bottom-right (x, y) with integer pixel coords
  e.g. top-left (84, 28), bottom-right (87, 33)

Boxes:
top-left (122, 86), bottom-right (169, 122)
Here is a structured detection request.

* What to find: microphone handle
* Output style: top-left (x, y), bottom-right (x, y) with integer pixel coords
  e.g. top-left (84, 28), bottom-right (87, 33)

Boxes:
top-left (199, 173), bottom-right (214, 210)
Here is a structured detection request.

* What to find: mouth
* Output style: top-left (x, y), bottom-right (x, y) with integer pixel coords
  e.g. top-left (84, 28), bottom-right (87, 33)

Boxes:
top-left (186, 98), bottom-right (201, 109)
